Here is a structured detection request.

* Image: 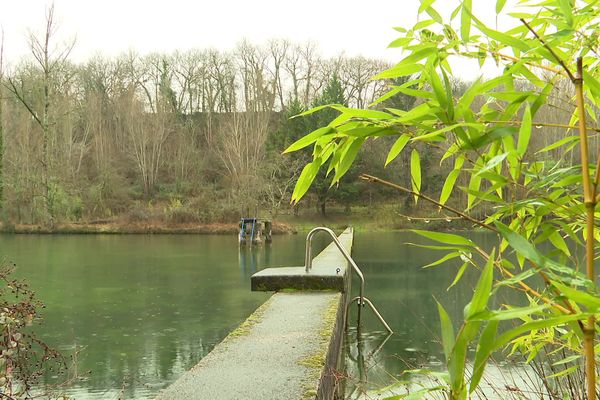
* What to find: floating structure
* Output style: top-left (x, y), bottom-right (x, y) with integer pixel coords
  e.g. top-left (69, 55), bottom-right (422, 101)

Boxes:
top-left (238, 218), bottom-right (272, 245)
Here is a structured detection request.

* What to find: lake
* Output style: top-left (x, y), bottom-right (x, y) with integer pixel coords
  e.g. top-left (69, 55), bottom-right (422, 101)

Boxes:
top-left (1, 231), bottom-right (523, 399)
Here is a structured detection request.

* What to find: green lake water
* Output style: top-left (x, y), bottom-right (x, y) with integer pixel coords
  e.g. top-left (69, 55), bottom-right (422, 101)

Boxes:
top-left (1, 231), bottom-right (522, 399)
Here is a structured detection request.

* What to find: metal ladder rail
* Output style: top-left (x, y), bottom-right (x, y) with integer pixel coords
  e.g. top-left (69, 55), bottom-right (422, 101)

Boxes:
top-left (304, 227), bottom-right (392, 333)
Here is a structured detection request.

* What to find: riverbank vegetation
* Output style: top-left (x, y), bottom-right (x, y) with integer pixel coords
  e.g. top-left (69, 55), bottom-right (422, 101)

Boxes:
top-left (0, 4), bottom-right (588, 234)
top-left (0, 264), bottom-right (69, 398)
top-left (0, 5), bottom-right (401, 232)
top-left (288, 0), bottom-right (600, 398)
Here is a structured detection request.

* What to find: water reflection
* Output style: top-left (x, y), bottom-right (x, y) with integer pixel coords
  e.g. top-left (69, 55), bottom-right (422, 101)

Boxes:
top-left (0, 230), bottom-right (540, 399)
top-left (2, 234), bottom-right (304, 399)
top-left (238, 244), bottom-right (272, 275)
top-left (344, 231), bottom-right (556, 399)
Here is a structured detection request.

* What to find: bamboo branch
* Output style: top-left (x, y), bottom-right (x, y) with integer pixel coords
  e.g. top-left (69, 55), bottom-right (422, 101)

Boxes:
top-left (483, 120), bottom-right (600, 133)
top-left (359, 173), bottom-right (498, 233)
top-left (474, 247), bottom-right (572, 315)
top-left (529, 261), bottom-right (586, 332)
top-left (520, 18), bottom-right (576, 82)
top-left (464, 45), bottom-right (568, 77)
top-left (360, 173), bottom-right (585, 317)
top-left (491, 50), bottom-right (567, 77)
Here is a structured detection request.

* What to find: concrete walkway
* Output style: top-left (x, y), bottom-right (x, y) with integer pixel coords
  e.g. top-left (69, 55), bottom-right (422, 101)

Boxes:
top-left (155, 292), bottom-right (340, 400)
top-left (155, 228), bottom-right (353, 400)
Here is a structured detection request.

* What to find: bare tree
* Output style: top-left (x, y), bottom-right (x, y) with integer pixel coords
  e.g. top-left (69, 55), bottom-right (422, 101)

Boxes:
top-left (4, 4), bottom-right (74, 226)
top-left (267, 39), bottom-right (289, 111)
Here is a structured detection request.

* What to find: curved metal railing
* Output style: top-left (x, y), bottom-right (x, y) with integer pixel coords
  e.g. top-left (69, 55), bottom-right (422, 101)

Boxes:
top-left (304, 227), bottom-right (392, 333)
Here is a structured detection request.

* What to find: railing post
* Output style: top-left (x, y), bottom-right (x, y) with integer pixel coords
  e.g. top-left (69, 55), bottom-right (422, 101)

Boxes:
top-left (304, 227), bottom-right (391, 334)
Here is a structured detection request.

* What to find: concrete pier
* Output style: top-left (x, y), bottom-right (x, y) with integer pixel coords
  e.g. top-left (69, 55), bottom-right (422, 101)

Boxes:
top-left (155, 228), bottom-right (353, 400)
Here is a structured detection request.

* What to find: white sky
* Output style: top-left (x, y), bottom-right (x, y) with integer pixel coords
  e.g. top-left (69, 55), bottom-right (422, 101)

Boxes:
top-left (0, 0), bottom-right (503, 76)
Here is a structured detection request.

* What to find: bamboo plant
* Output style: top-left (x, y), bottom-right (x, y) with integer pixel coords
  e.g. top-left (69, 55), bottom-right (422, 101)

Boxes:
top-left (286, 0), bottom-right (600, 398)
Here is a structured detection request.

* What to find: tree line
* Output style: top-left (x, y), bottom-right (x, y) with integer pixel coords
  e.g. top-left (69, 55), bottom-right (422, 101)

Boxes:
top-left (0, 8), bottom-right (403, 227)
top-left (0, 7), bottom-right (585, 228)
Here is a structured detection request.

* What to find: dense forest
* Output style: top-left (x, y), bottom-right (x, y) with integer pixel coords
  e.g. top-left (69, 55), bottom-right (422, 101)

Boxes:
top-left (0, 27), bottom-right (404, 228)
top-left (0, 14), bottom-right (589, 230)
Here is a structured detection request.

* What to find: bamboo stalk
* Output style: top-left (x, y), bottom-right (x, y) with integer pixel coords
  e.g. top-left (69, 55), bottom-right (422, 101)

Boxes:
top-left (574, 57), bottom-right (597, 400)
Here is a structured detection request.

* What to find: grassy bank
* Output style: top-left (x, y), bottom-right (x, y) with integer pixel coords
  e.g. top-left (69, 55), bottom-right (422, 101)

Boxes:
top-left (0, 220), bottom-right (297, 235)
top-left (0, 201), bottom-right (473, 234)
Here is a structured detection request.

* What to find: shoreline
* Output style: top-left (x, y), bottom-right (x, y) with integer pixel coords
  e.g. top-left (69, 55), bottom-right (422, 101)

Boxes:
top-left (0, 221), bottom-right (298, 235)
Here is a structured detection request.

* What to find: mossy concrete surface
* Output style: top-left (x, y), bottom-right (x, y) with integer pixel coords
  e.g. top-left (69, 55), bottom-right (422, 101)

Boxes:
top-left (155, 228), bottom-right (353, 400)
top-left (154, 292), bottom-right (342, 400)
top-left (251, 228), bottom-right (354, 292)
top-left (251, 266), bottom-right (345, 292)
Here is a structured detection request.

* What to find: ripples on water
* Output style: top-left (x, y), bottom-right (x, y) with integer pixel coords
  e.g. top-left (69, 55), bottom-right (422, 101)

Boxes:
top-left (2, 231), bottom-right (552, 399)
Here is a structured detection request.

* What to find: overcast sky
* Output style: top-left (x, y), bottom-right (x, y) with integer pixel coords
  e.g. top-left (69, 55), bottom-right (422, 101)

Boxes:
top-left (0, 0), bottom-right (504, 75)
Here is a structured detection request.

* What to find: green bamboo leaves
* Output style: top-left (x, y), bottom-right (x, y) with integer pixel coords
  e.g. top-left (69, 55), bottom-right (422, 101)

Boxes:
top-left (285, 0), bottom-right (600, 397)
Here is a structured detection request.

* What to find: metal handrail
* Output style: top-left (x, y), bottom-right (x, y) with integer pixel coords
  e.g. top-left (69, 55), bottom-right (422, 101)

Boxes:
top-left (347, 296), bottom-right (392, 333)
top-left (304, 227), bottom-right (391, 332)
top-left (305, 227), bottom-right (365, 301)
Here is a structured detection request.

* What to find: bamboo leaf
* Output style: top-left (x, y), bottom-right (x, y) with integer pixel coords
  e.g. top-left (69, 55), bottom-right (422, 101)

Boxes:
top-left (291, 104), bottom-right (331, 118)
top-left (283, 126), bottom-right (333, 154)
top-left (466, 249), bottom-right (494, 318)
top-left (552, 281), bottom-right (600, 310)
top-left (329, 105), bottom-right (392, 120)
top-left (291, 159), bottom-right (320, 202)
top-left (517, 105), bottom-right (532, 157)
top-left (411, 149), bottom-right (421, 202)
top-left (469, 320), bottom-right (499, 393)
top-left (476, 153), bottom-right (508, 176)
top-left (470, 304), bottom-right (549, 321)
top-left (428, 64), bottom-right (447, 109)
top-left (419, 0), bottom-right (436, 13)
top-left (493, 315), bottom-right (589, 352)
top-left (385, 134), bottom-right (411, 166)
top-left (495, 222), bottom-right (544, 265)
top-left (423, 251), bottom-right (461, 268)
top-left (412, 230), bottom-right (476, 247)
top-left (496, 0), bottom-right (507, 13)
top-left (413, 123), bottom-right (482, 142)
top-left (375, 63), bottom-right (423, 80)
top-left (467, 126), bottom-right (518, 150)
top-left (440, 169), bottom-right (461, 206)
top-left (461, 0), bottom-right (472, 42)
top-left (548, 231), bottom-right (571, 257)
top-left (437, 301), bottom-right (455, 362)
top-left (332, 138), bottom-right (365, 184)
top-left (425, 6), bottom-right (443, 23)
top-left (448, 321), bottom-right (480, 394)
top-left (467, 171), bottom-right (482, 210)
top-left (558, 0), bottom-right (574, 27)
top-left (536, 136), bottom-right (578, 153)
top-left (448, 262), bottom-right (469, 290)
top-left (475, 20), bottom-right (531, 52)
top-left (552, 354), bottom-right (581, 366)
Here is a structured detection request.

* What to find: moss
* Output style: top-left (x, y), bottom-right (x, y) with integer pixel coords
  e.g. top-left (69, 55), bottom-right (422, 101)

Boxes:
top-left (297, 294), bottom-right (341, 400)
top-left (225, 296), bottom-right (273, 339)
top-left (298, 351), bottom-right (327, 369)
top-left (278, 288), bottom-right (338, 293)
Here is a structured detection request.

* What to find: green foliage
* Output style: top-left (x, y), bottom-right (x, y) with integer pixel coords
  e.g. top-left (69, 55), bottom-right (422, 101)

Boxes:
top-left (287, 74), bottom-right (369, 215)
top-left (287, 0), bottom-right (600, 397)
